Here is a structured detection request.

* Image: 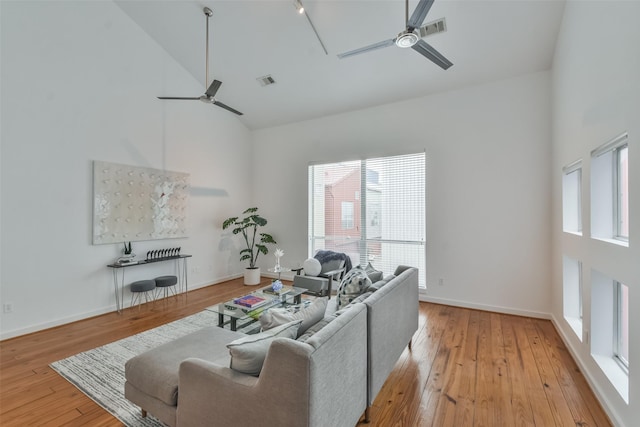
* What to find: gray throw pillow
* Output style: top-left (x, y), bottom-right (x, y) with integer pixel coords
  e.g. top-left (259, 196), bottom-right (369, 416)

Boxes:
top-left (336, 267), bottom-right (372, 309)
top-left (258, 297), bottom-right (328, 337)
top-left (362, 262), bottom-right (384, 284)
top-left (227, 320), bottom-right (302, 376)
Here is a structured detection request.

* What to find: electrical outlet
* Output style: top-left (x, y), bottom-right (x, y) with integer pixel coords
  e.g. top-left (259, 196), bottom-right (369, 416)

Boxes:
top-left (3, 303), bottom-right (13, 314)
top-left (438, 278), bottom-right (444, 286)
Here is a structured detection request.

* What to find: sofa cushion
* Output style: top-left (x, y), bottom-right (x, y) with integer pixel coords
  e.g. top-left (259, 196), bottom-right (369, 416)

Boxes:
top-left (296, 316), bottom-right (336, 343)
top-left (124, 326), bottom-right (242, 407)
top-left (336, 267), bottom-right (372, 309)
top-left (259, 297), bottom-right (327, 337)
top-left (335, 291), bottom-right (374, 316)
top-left (227, 320), bottom-right (302, 376)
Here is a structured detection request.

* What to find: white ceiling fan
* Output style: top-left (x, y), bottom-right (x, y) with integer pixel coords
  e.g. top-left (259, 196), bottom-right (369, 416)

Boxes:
top-left (158, 7), bottom-right (242, 116)
top-left (337, 0), bottom-right (453, 70)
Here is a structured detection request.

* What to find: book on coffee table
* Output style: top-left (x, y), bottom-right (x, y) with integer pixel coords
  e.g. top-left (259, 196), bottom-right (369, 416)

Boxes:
top-left (262, 286), bottom-right (292, 297)
top-left (233, 294), bottom-right (268, 309)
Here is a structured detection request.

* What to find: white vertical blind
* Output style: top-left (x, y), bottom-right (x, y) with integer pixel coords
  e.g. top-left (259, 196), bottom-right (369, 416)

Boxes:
top-left (309, 152), bottom-right (426, 287)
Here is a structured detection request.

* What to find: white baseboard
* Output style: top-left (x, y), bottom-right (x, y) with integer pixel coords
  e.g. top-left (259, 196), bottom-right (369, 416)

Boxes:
top-left (0, 274), bottom-right (244, 341)
top-left (419, 294), bottom-right (551, 319)
top-left (0, 306), bottom-right (117, 341)
top-left (416, 295), bottom-right (621, 426)
top-left (549, 314), bottom-right (623, 427)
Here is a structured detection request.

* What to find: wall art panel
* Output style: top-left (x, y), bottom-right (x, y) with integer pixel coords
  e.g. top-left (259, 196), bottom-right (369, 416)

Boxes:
top-left (93, 161), bottom-right (190, 244)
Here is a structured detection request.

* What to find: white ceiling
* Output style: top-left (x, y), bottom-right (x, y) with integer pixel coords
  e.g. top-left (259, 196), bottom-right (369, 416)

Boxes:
top-left (115, 0), bottom-right (566, 130)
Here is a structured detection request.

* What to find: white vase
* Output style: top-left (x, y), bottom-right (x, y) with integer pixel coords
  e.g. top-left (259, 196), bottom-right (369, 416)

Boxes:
top-left (244, 267), bottom-right (261, 286)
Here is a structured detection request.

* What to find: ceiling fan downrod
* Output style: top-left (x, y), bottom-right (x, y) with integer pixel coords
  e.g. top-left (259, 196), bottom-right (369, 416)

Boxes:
top-left (204, 7), bottom-right (212, 89)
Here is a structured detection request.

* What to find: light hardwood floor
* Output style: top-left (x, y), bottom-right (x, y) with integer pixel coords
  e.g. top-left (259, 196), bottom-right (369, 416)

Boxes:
top-left (0, 278), bottom-right (611, 426)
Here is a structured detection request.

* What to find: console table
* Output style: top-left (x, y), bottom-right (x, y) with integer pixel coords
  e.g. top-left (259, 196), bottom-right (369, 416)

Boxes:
top-left (107, 255), bottom-right (191, 313)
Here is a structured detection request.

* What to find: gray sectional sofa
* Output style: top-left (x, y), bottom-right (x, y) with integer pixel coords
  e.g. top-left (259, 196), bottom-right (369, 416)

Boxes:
top-left (124, 266), bottom-right (419, 427)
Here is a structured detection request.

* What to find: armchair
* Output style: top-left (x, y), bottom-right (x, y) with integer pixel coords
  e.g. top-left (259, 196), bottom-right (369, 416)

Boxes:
top-left (293, 250), bottom-right (351, 299)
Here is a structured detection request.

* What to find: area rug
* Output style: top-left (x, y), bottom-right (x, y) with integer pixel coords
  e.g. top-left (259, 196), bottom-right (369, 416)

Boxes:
top-left (50, 310), bottom-right (224, 427)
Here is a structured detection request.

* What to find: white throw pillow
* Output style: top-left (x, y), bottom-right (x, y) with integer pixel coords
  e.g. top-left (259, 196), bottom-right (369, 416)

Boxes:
top-left (259, 297), bottom-right (328, 337)
top-left (227, 320), bottom-right (302, 376)
top-left (303, 258), bottom-right (322, 276)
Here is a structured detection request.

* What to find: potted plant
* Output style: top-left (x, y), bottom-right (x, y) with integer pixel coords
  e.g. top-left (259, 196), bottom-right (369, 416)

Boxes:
top-left (222, 207), bottom-right (277, 285)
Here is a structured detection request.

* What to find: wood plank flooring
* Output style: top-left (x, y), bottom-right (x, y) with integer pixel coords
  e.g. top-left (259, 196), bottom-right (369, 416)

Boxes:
top-left (0, 278), bottom-right (611, 426)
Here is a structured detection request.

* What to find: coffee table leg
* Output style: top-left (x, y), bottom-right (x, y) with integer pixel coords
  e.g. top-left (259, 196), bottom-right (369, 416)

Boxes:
top-left (218, 313), bottom-right (224, 328)
top-left (294, 294), bottom-right (301, 304)
top-left (230, 318), bottom-right (237, 331)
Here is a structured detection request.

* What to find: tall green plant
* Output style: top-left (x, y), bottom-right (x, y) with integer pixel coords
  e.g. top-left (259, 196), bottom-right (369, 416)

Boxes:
top-left (222, 207), bottom-right (277, 269)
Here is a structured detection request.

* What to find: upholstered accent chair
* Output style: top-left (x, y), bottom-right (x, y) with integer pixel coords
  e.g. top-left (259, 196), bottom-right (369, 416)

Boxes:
top-left (292, 250), bottom-right (351, 299)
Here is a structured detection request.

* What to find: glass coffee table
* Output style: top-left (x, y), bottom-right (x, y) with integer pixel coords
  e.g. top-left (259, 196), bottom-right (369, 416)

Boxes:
top-left (206, 285), bottom-right (309, 332)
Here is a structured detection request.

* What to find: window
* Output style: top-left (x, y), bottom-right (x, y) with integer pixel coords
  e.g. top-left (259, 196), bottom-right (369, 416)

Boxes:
top-left (562, 161), bottom-right (582, 234)
top-left (341, 202), bottom-right (354, 229)
top-left (562, 256), bottom-right (583, 339)
top-left (614, 281), bottom-right (629, 371)
top-left (591, 269), bottom-right (629, 402)
top-left (591, 133), bottom-right (629, 245)
top-left (615, 145), bottom-right (629, 240)
top-left (309, 152), bottom-right (426, 287)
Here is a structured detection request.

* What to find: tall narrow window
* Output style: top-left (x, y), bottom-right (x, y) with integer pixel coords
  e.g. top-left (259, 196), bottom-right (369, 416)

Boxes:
top-left (591, 133), bottom-right (629, 245)
top-left (562, 160), bottom-right (582, 234)
top-left (309, 152), bottom-right (426, 287)
top-left (562, 256), bottom-right (583, 340)
top-left (615, 145), bottom-right (629, 240)
top-left (615, 281), bottom-right (629, 371)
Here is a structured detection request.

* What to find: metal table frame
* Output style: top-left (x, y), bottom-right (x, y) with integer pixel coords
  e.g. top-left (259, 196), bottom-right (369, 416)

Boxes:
top-left (107, 254), bottom-right (191, 313)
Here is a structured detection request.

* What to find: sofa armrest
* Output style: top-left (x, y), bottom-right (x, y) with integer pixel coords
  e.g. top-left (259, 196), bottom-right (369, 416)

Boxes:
top-left (177, 339), bottom-right (313, 427)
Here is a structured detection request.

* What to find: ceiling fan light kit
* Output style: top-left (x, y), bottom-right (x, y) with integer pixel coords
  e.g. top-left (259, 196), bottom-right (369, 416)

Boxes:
top-left (157, 7), bottom-right (243, 116)
top-left (396, 30), bottom-right (420, 48)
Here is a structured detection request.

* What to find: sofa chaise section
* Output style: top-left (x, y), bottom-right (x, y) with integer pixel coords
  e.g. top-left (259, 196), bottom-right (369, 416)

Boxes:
top-left (126, 302), bottom-right (368, 427)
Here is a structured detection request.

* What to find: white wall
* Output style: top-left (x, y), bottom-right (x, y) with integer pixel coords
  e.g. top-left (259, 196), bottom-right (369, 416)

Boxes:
top-left (253, 71), bottom-right (552, 318)
top-left (551, 1), bottom-right (640, 425)
top-left (0, 1), bottom-right (252, 339)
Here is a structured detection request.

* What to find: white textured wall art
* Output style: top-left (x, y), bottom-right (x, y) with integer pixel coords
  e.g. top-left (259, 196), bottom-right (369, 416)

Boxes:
top-left (93, 161), bottom-right (190, 244)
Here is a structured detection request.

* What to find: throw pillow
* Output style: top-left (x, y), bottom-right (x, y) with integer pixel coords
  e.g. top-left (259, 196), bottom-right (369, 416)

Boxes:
top-left (362, 262), bottom-right (384, 284)
top-left (303, 258), bottom-right (322, 277)
top-left (336, 267), bottom-right (372, 309)
top-left (227, 320), bottom-right (302, 376)
top-left (258, 297), bottom-right (328, 337)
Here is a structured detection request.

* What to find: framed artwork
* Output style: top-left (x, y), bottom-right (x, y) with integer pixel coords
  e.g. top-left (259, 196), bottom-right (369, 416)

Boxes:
top-left (93, 161), bottom-right (190, 244)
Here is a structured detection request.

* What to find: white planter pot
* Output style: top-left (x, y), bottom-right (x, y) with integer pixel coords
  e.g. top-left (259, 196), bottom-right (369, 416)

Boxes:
top-left (244, 267), bottom-right (261, 286)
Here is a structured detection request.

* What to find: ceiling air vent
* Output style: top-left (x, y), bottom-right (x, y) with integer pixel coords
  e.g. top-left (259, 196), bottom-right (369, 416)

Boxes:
top-left (256, 75), bottom-right (276, 87)
top-left (419, 18), bottom-right (447, 39)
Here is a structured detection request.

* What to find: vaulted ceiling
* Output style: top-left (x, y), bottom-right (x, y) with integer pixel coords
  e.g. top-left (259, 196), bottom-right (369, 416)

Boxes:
top-left (116, 0), bottom-right (566, 130)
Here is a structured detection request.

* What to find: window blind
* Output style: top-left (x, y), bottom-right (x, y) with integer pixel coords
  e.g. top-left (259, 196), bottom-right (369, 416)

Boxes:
top-left (308, 152), bottom-right (426, 287)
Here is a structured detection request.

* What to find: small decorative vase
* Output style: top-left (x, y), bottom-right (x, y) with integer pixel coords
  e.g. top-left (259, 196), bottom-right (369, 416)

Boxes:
top-left (271, 280), bottom-right (283, 292)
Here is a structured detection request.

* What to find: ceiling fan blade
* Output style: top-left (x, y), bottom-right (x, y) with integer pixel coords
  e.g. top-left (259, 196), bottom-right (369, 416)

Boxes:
top-left (205, 80), bottom-right (222, 97)
top-left (337, 39), bottom-right (395, 59)
top-left (157, 97), bottom-right (200, 100)
top-left (407, 0), bottom-right (435, 30)
top-left (411, 39), bottom-right (452, 70)
top-left (213, 100), bottom-right (243, 116)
